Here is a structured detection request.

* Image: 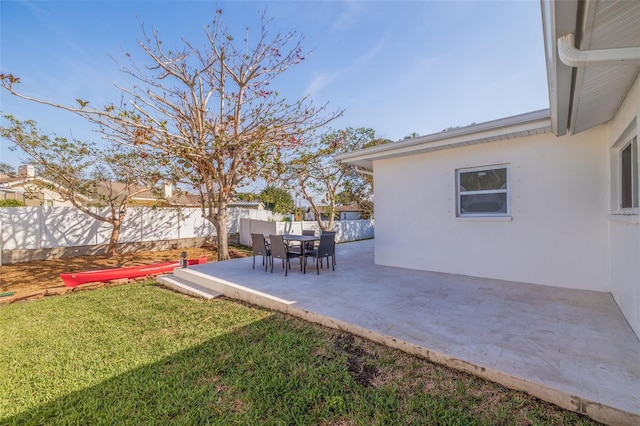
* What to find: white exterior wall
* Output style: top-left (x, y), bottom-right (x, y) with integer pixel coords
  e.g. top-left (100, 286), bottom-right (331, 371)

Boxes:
top-left (374, 127), bottom-right (609, 291)
top-left (39, 187), bottom-right (74, 206)
top-left (607, 75), bottom-right (640, 338)
top-left (5, 183), bottom-right (74, 207)
top-left (340, 211), bottom-right (361, 220)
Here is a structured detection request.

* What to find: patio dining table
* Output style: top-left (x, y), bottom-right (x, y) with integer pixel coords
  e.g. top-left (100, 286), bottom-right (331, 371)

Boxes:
top-left (282, 234), bottom-right (319, 274)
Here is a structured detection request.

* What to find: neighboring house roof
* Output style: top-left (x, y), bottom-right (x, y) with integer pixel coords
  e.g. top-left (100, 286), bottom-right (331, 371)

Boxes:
top-left (310, 206), bottom-right (362, 214)
top-left (337, 0), bottom-right (640, 168)
top-left (0, 174), bottom-right (48, 189)
top-left (184, 192), bottom-right (201, 206)
top-left (95, 181), bottom-right (196, 207)
top-left (543, 0), bottom-right (640, 136)
top-left (0, 174), bottom-right (191, 207)
top-left (0, 174), bottom-right (28, 200)
top-left (0, 173), bottom-right (90, 204)
top-left (335, 109), bottom-right (551, 169)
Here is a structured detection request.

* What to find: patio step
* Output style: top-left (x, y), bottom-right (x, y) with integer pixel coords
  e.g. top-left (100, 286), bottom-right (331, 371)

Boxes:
top-left (173, 266), bottom-right (297, 311)
top-left (157, 274), bottom-right (222, 300)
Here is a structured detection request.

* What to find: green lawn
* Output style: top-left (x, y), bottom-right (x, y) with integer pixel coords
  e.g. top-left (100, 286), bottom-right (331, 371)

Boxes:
top-left (0, 283), bottom-right (599, 425)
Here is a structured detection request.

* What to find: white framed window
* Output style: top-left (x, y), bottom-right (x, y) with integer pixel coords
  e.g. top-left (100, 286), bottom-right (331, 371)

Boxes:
top-left (620, 136), bottom-right (638, 210)
top-left (456, 165), bottom-right (510, 217)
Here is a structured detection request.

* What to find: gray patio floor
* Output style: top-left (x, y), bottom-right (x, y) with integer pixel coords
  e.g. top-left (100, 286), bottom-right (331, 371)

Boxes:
top-left (158, 239), bottom-right (640, 426)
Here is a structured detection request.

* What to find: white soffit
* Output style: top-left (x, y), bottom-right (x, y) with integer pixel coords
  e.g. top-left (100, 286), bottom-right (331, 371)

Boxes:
top-left (570, 0), bottom-right (640, 134)
top-left (335, 109), bottom-right (551, 170)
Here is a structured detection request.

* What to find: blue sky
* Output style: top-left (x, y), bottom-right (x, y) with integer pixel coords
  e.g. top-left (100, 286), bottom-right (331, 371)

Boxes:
top-left (1, 0), bottom-right (549, 174)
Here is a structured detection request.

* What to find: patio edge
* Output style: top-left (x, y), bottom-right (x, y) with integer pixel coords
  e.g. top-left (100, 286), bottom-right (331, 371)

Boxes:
top-left (283, 306), bottom-right (638, 426)
top-left (171, 266), bottom-right (639, 426)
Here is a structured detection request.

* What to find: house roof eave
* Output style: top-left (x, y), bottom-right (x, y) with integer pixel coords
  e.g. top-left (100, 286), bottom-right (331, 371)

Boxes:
top-left (543, 0), bottom-right (640, 136)
top-left (336, 109), bottom-right (551, 169)
top-left (541, 0), bottom-right (578, 137)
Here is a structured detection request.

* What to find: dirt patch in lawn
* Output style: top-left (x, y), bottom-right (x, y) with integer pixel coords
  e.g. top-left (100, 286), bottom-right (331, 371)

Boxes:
top-left (0, 245), bottom-right (249, 298)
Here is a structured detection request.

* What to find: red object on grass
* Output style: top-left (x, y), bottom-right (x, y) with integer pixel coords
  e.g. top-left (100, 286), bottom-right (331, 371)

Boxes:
top-left (60, 256), bottom-right (207, 287)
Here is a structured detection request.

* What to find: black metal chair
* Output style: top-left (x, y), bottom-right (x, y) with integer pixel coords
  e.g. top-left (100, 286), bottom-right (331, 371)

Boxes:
top-left (269, 234), bottom-right (302, 276)
top-left (251, 233), bottom-right (271, 271)
top-left (305, 233), bottom-right (336, 274)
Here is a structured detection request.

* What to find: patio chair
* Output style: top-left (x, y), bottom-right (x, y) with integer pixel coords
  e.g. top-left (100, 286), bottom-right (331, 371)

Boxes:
top-left (305, 233), bottom-right (336, 274)
top-left (288, 229), bottom-right (318, 263)
top-left (251, 233), bottom-right (271, 271)
top-left (302, 229), bottom-right (317, 251)
top-left (269, 234), bottom-right (302, 276)
top-left (320, 231), bottom-right (337, 266)
top-left (286, 230), bottom-right (316, 256)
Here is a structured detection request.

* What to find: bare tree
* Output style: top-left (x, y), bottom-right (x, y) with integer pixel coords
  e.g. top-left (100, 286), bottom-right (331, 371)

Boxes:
top-left (338, 137), bottom-right (391, 219)
top-left (1, 9), bottom-right (342, 260)
top-left (0, 115), bottom-right (165, 257)
top-left (286, 128), bottom-right (381, 231)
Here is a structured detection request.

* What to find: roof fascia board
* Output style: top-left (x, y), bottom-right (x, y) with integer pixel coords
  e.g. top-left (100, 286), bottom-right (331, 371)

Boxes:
top-left (8, 176), bottom-right (59, 190)
top-left (541, 0), bottom-right (559, 134)
top-left (336, 109), bottom-right (551, 166)
top-left (541, 0), bottom-right (578, 136)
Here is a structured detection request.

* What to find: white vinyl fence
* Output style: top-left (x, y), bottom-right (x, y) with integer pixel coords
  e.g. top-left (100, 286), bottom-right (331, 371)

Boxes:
top-left (239, 218), bottom-right (374, 246)
top-left (0, 206), bottom-right (373, 264)
top-left (0, 206), bottom-right (283, 252)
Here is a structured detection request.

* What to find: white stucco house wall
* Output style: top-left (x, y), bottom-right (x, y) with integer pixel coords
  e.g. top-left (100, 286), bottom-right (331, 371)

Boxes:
top-left (336, 0), bottom-right (640, 339)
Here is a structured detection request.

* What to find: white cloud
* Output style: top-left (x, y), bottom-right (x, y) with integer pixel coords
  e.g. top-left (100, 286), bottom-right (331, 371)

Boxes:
top-left (330, 1), bottom-right (367, 34)
top-left (304, 36), bottom-right (387, 97)
top-left (22, 1), bottom-right (89, 60)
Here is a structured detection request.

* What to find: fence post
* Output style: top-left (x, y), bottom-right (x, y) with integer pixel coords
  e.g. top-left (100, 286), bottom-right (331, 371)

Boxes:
top-left (37, 206), bottom-right (43, 250)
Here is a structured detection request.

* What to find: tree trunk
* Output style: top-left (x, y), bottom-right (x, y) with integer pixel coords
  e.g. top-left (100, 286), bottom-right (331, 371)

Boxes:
top-left (326, 200), bottom-right (337, 232)
top-left (214, 201), bottom-right (230, 261)
top-left (325, 209), bottom-right (335, 231)
top-left (216, 227), bottom-right (229, 261)
top-left (105, 220), bottom-right (121, 258)
top-left (325, 216), bottom-right (335, 233)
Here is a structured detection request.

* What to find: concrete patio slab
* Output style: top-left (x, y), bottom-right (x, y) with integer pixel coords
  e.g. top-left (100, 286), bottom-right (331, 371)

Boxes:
top-left (158, 239), bottom-right (640, 426)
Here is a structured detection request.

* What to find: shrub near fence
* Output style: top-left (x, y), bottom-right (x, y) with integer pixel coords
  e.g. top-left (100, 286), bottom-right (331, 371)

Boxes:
top-left (0, 206), bottom-right (284, 264)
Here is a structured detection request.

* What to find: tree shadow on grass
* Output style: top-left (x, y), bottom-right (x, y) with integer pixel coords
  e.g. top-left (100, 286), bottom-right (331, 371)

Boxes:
top-left (1, 316), bottom-right (380, 426)
top-left (2, 313), bottom-right (600, 426)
